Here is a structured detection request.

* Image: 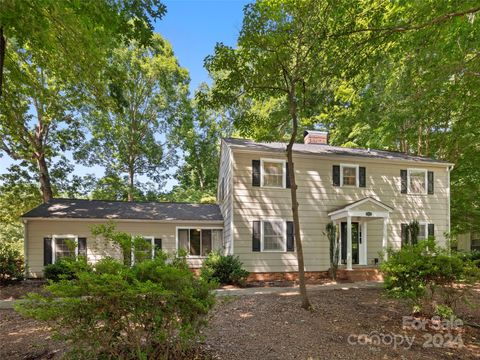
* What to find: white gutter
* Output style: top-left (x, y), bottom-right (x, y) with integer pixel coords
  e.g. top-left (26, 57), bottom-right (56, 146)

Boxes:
top-left (447, 164), bottom-right (454, 243)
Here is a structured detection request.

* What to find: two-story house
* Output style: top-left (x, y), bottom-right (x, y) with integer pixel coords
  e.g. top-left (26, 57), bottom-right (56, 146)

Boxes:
top-left (22, 130), bottom-right (453, 279)
top-left (217, 131), bottom-right (453, 278)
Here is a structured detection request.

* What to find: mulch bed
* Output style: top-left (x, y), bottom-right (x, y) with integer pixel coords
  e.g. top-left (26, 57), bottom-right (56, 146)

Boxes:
top-left (201, 287), bottom-right (480, 359)
top-left (0, 280), bottom-right (46, 300)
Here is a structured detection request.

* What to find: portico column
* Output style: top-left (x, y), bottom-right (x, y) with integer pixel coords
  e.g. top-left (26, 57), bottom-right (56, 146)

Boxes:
top-left (382, 217), bottom-right (388, 261)
top-left (336, 221), bottom-right (341, 265)
top-left (347, 215), bottom-right (352, 270)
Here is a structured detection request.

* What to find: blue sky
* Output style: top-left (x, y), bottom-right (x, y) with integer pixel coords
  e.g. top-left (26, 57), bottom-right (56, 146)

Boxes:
top-left (158, 0), bottom-right (249, 91)
top-left (0, 0), bottom-right (249, 191)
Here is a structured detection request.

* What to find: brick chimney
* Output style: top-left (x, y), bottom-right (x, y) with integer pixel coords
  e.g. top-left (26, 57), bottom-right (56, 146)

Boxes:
top-left (303, 130), bottom-right (328, 145)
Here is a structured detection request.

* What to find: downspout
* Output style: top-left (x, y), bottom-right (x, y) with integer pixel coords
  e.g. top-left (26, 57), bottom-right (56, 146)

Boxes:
top-left (447, 165), bottom-right (453, 249)
top-left (23, 219), bottom-right (28, 278)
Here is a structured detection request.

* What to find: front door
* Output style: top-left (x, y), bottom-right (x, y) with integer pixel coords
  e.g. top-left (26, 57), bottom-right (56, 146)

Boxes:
top-left (341, 222), bottom-right (359, 265)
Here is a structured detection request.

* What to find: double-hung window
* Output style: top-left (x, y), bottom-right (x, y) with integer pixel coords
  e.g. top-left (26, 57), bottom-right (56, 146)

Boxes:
top-left (408, 169), bottom-right (427, 194)
top-left (340, 164), bottom-right (359, 187)
top-left (262, 220), bottom-right (286, 252)
top-left (418, 223), bottom-right (428, 240)
top-left (261, 159), bottom-right (286, 188)
top-left (471, 234), bottom-right (480, 251)
top-left (52, 235), bottom-right (78, 262)
top-left (132, 236), bottom-right (155, 264)
top-left (177, 228), bottom-right (223, 257)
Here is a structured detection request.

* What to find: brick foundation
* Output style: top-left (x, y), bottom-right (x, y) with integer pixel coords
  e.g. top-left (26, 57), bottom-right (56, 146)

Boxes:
top-left (246, 268), bottom-right (383, 284)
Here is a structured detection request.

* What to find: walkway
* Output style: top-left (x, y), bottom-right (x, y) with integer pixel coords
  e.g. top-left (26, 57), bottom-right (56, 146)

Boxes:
top-left (0, 281), bottom-right (383, 309)
top-left (215, 280), bottom-right (382, 296)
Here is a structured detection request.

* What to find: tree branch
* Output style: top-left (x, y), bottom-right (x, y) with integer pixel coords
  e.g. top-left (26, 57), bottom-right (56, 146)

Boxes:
top-left (335, 7), bottom-right (480, 37)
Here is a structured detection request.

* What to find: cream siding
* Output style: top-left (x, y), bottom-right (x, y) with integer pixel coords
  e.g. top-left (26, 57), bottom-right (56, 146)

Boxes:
top-left (217, 141), bottom-right (234, 254)
top-left (230, 149), bottom-right (450, 273)
top-left (25, 219), bottom-right (223, 278)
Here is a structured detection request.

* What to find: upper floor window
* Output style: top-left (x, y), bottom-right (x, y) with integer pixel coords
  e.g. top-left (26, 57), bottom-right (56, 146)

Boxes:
top-left (408, 169), bottom-right (427, 194)
top-left (261, 159), bottom-right (286, 188)
top-left (333, 164), bottom-right (365, 187)
top-left (340, 164), bottom-right (359, 187)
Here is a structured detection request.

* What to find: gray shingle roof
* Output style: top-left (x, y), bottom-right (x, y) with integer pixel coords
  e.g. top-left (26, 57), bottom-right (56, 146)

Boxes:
top-left (223, 138), bottom-right (453, 165)
top-left (22, 199), bottom-right (223, 221)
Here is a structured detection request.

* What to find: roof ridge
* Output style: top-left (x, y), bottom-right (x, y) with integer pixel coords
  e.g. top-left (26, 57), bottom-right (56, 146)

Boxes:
top-left (222, 137), bottom-right (451, 164)
top-left (49, 198), bottom-right (217, 206)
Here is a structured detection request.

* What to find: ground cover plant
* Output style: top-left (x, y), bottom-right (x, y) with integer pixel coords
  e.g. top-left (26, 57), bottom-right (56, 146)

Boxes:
top-left (16, 254), bottom-right (216, 359)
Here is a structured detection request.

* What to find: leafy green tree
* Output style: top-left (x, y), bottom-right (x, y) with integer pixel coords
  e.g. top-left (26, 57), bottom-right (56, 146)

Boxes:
top-left (324, 3), bottom-right (480, 235)
top-left (168, 84), bottom-right (233, 202)
top-left (0, 0), bottom-right (166, 202)
top-left (0, 0), bottom-right (166, 98)
top-left (77, 34), bottom-right (190, 201)
top-left (205, 0), bottom-right (383, 309)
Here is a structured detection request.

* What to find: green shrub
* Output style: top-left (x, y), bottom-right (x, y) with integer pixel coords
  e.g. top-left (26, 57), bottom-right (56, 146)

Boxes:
top-left (43, 257), bottom-right (92, 282)
top-left (381, 239), bottom-right (480, 315)
top-left (0, 243), bottom-right (24, 282)
top-left (200, 250), bottom-right (249, 286)
top-left (324, 222), bottom-right (339, 280)
top-left (16, 254), bottom-right (215, 359)
top-left (458, 250), bottom-right (480, 267)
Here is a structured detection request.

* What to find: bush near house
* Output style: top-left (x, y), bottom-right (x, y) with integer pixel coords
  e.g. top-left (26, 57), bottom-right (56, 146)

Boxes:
top-left (16, 254), bottom-right (216, 359)
top-left (0, 242), bottom-right (24, 282)
top-left (43, 257), bottom-right (92, 282)
top-left (201, 250), bottom-right (249, 286)
top-left (381, 238), bottom-right (480, 316)
top-left (458, 250), bottom-right (480, 267)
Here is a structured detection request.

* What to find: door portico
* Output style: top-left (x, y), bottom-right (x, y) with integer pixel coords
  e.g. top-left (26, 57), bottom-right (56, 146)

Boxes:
top-left (328, 197), bottom-right (393, 270)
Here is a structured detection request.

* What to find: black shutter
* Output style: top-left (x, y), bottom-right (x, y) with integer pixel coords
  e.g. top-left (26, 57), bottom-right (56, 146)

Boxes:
top-left (427, 171), bottom-right (434, 194)
top-left (78, 237), bottom-right (87, 257)
top-left (286, 221), bottom-right (294, 251)
top-left (359, 167), bottom-right (366, 187)
top-left (401, 224), bottom-right (408, 247)
top-left (400, 170), bottom-right (408, 193)
top-left (428, 224), bottom-right (435, 238)
top-left (332, 165), bottom-right (340, 186)
top-left (252, 221), bottom-right (261, 252)
top-left (43, 237), bottom-right (52, 265)
top-left (286, 162), bottom-right (291, 188)
top-left (154, 238), bottom-right (162, 257)
top-left (252, 160), bottom-right (261, 187)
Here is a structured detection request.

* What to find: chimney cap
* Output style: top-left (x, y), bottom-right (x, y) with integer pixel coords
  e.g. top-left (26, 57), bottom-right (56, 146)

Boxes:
top-left (303, 130), bottom-right (328, 137)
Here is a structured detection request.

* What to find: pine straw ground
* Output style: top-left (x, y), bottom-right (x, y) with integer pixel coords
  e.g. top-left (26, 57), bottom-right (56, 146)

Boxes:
top-left (0, 286), bottom-right (479, 359)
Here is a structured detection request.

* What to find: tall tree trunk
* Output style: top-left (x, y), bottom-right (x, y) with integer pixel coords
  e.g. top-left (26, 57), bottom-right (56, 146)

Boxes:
top-left (36, 154), bottom-right (53, 203)
top-left (128, 167), bottom-right (135, 202)
top-left (287, 90), bottom-right (311, 310)
top-left (0, 26), bottom-right (6, 98)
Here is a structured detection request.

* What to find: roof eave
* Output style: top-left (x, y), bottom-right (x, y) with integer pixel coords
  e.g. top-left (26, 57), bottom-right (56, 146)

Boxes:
top-left (228, 144), bottom-right (454, 167)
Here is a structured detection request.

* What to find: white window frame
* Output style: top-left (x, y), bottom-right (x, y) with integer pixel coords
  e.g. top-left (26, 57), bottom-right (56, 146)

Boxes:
top-left (407, 168), bottom-right (428, 195)
top-left (418, 222), bottom-right (428, 240)
top-left (261, 220), bottom-right (287, 252)
top-left (260, 158), bottom-right (286, 188)
top-left (52, 234), bottom-right (78, 263)
top-left (176, 227), bottom-right (224, 258)
top-left (340, 164), bottom-right (359, 187)
top-left (131, 235), bottom-right (155, 265)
